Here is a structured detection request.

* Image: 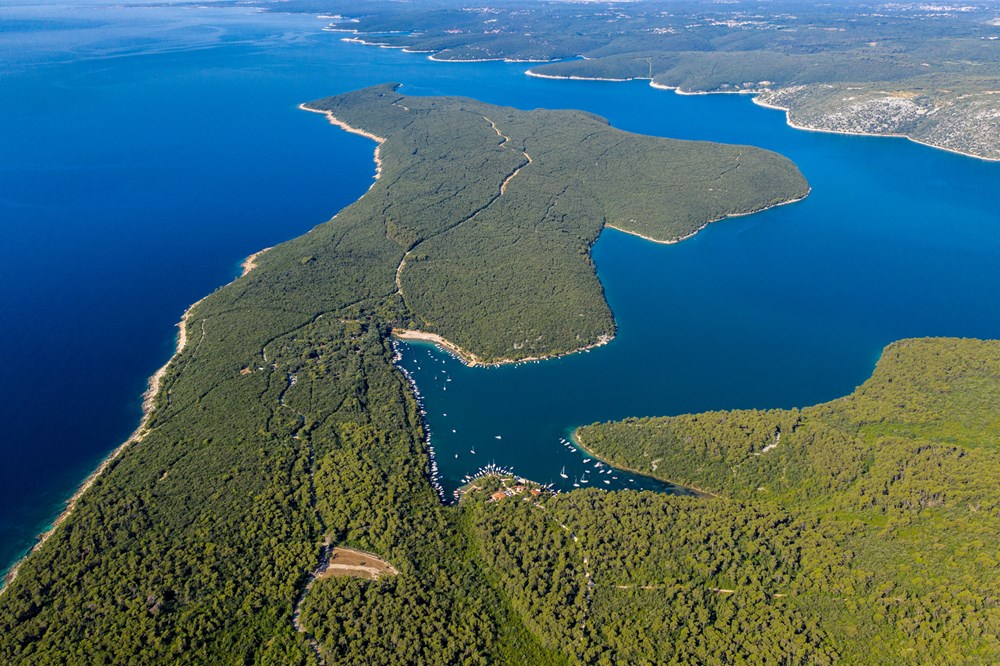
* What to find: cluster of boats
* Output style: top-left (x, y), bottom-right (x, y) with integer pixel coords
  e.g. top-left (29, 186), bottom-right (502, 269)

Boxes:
top-left (393, 343), bottom-right (641, 503)
top-left (455, 464), bottom-right (557, 501)
top-left (558, 438), bottom-right (635, 488)
top-left (412, 348), bottom-right (454, 389)
top-left (392, 345), bottom-right (519, 504)
top-left (392, 342), bottom-right (448, 503)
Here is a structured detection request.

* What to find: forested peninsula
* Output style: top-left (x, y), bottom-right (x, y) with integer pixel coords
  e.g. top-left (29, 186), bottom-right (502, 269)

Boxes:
top-left (300, 84), bottom-right (807, 363)
top-left (0, 85), bottom-right (804, 663)
top-left (1, 85), bottom-right (995, 665)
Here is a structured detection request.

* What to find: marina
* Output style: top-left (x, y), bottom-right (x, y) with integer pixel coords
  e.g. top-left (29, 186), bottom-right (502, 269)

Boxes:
top-left (393, 341), bottom-right (677, 501)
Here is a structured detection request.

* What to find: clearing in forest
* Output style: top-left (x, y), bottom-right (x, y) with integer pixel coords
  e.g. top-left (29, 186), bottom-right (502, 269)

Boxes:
top-left (317, 548), bottom-right (398, 581)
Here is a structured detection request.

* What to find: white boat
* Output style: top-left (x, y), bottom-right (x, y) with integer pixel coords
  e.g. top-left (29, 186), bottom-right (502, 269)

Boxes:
top-left (572, 477), bottom-right (580, 488)
top-left (583, 458), bottom-right (591, 463)
top-left (559, 466), bottom-right (568, 479)
top-left (495, 435), bottom-right (502, 440)
top-left (603, 480), bottom-right (610, 485)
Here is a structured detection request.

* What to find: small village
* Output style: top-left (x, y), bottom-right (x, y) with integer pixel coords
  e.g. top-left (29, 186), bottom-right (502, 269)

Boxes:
top-left (453, 464), bottom-right (556, 504)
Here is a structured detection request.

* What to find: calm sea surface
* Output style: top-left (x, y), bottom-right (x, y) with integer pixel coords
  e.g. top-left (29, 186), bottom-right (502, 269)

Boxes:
top-left (2, 2), bottom-right (998, 574)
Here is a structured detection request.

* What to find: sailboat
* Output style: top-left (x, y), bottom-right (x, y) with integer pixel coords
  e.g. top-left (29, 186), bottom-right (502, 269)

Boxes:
top-left (559, 466), bottom-right (568, 479)
top-left (581, 472), bottom-right (589, 484)
top-left (572, 476), bottom-right (580, 488)
top-left (470, 445), bottom-right (476, 454)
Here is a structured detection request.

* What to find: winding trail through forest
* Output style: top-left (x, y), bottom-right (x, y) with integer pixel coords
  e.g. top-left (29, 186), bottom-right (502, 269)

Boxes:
top-left (531, 500), bottom-right (595, 637)
top-left (393, 115), bottom-right (532, 297)
top-left (485, 116), bottom-right (533, 195)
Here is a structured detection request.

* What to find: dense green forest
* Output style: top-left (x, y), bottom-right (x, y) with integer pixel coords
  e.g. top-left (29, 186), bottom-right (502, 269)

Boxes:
top-left (296, 0), bottom-right (1000, 159)
top-left (3, 4), bottom-right (996, 663)
top-left (4, 326), bottom-right (992, 663)
top-left (578, 338), bottom-right (1000, 663)
top-left (0, 86), bottom-right (806, 663)
top-left (302, 84), bottom-right (806, 363)
top-left (1, 85), bottom-right (994, 663)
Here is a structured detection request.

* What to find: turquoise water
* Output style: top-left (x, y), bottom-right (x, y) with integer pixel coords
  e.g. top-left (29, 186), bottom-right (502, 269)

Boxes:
top-left (2, 3), bottom-right (998, 574)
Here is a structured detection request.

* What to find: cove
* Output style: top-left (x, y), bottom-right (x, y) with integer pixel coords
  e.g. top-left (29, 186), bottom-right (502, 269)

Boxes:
top-left (396, 78), bottom-right (1000, 497)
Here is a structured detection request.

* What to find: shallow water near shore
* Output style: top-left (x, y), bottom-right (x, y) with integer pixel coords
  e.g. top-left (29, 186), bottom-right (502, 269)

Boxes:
top-left (2, 3), bottom-right (999, 575)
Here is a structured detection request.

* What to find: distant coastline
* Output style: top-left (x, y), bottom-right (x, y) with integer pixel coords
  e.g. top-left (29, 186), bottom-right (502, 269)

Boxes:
top-left (526, 70), bottom-right (634, 83)
top-left (750, 96), bottom-right (1000, 164)
top-left (649, 81), bottom-right (759, 96)
top-left (429, 50), bottom-right (556, 64)
top-left (522, 67), bottom-right (999, 163)
top-left (334, 36), bottom-right (998, 162)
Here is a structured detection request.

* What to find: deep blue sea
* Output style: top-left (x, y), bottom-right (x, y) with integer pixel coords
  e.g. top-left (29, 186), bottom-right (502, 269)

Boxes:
top-left (2, 2), bottom-right (998, 576)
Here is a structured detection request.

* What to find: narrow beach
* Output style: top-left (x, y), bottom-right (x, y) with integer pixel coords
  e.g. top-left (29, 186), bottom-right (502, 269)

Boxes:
top-left (2, 249), bottom-right (270, 592)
